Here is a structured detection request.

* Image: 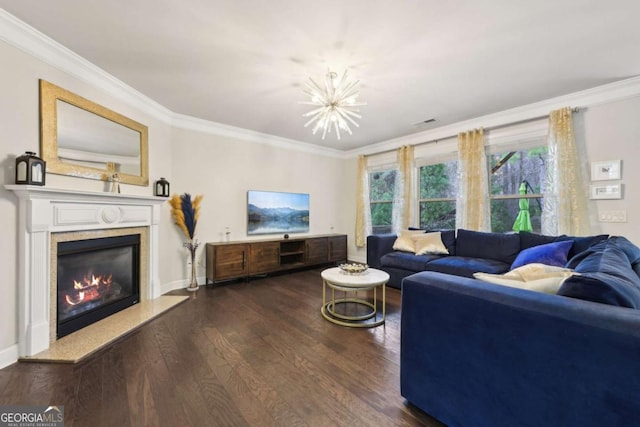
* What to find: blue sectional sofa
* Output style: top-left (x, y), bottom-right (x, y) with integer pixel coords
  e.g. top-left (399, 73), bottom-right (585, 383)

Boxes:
top-left (369, 230), bottom-right (640, 426)
top-left (367, 229), bottom-right (607, 289)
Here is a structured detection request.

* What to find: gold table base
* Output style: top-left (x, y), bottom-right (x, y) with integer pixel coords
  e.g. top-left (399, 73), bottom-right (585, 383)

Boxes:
top-left (321, 279), bottom-right (386, 328)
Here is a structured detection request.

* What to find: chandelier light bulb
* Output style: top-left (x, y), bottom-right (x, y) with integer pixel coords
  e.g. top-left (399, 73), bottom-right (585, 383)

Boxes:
top-left (300, 68), bottom-right (366, 140)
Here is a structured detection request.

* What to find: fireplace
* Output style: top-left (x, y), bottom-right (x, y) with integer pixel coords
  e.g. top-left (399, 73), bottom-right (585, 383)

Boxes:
top-left (7, 185), bottom-right (168, 357)
top-left (56, 234), bottom-right (141, 338)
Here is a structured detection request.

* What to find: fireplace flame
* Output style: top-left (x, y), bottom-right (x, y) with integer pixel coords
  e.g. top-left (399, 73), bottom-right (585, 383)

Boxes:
top-left (64, 273), bottom-right (113, 306)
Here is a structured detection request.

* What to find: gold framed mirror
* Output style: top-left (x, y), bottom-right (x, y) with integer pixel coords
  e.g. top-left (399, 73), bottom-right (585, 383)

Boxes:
top-left (40, 80), bottom-right (149, 186)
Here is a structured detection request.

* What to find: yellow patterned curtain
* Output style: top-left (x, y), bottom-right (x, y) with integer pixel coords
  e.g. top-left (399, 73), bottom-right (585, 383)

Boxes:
top-left (355, 155), bottom-right (371, 247)
top-left (392, 145), bottom-right (415, 232)
top-left (542, 107), bottom-right (590, 235)
top-left (456, 128), bottom-right (490, 231)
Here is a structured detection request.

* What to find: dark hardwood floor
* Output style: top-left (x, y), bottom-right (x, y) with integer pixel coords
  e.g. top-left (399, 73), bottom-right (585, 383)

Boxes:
top-left (0, 268), bottom-right (443, 426)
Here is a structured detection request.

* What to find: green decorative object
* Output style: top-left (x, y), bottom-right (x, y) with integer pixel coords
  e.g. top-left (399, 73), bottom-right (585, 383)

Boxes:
top-left (512, 181), bottom-right (533, 232)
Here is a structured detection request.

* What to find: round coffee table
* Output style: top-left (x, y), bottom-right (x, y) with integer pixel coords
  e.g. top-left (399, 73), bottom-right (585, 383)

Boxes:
top-left (320, 267), bottom-right (389, 328)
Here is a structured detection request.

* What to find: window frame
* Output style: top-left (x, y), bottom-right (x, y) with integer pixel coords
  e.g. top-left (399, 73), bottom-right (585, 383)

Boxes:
top-left (416, 153), bottom-right (458, 230)
top-left (367, 165), bottom-right (397, 234)
top-left (486, 138), bottom-right (547, 233)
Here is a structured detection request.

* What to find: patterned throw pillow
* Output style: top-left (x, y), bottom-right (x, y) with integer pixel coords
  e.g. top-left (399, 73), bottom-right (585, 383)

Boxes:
top-left (392, 229), bottom-right (425, 253)
top-left (413, 232), bottom-right (449, 255)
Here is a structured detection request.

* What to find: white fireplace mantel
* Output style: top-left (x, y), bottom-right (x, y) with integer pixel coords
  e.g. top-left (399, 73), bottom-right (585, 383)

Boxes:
top-left (6, 185), bottom-right (166, 357)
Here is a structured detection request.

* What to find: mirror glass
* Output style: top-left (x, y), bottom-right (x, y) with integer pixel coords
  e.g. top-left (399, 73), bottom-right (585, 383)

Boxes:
top-left (40, 80), bottom-right (149, 186)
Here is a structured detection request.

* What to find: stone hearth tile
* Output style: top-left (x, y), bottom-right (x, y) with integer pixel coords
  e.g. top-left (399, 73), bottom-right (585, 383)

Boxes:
top-left (21, 295), bottom-right (189, 363)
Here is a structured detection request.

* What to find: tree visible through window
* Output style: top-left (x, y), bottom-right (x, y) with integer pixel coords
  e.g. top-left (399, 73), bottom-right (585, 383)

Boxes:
top-left (369, 169), bottom-right (396, 234)
top-left (489, 147), bottom-right (547, 233)
top-left (419, 160), bottom-right (458, 229)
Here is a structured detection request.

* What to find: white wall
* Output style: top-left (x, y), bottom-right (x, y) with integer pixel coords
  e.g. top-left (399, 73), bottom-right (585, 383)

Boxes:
top-left (581, 96), bottom-right (640, 244)
top-left (0, 40), bottom-right (172, 364)
top-left (0, 39), bottom-right (349, 366)
top-left (165, 127), bottom-right (348, 285)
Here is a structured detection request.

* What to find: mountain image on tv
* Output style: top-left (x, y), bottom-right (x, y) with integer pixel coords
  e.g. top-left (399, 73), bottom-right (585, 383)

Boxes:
top-left (247, 191), bottom-right (309, 235)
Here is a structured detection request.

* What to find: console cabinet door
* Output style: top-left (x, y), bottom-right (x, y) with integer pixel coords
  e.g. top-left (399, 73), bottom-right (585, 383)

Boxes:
top-left (249, 241), bottom-right (280, 274)
top-left (206, 235), bottom-right (347, 283)
top-left (208, 243), bottom-right (249, 280)
top-left (328, 235), bottom-right (347, 262)
top-left (306, 237), bottom-right (328, 265)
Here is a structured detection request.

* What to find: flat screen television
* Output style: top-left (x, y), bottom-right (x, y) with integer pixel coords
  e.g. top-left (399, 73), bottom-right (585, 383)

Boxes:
top-left (247, 190), bottom-right (309, 235)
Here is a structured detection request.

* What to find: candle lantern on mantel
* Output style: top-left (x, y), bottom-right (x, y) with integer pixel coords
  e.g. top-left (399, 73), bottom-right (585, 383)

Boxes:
top-left (155, 177), bottom-right (170, 197)
top-left (15, 151), bottom-right (46, 186)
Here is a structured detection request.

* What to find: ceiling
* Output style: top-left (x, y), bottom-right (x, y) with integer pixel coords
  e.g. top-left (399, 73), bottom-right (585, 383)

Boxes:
top-left (2, 1), bottom-right (640, 151)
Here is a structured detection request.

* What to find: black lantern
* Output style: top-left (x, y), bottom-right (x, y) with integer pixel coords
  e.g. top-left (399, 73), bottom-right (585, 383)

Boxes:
top-left (15, 151), bottom-right (46, 186)
top-left (155, 177), bottom-right (170, 197)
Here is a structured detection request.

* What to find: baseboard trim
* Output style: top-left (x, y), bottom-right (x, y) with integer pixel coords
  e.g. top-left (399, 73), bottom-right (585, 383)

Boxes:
top-left (348, 255), bottom-right (367, 264)
top-left (0, 344), bottom-right (19, 369)
top-left (160, 276), bottom-right (207, 295)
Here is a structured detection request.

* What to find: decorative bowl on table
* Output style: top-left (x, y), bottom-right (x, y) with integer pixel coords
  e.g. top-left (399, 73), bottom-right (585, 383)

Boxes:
top-left (339, 263), bottom-right (369, 275)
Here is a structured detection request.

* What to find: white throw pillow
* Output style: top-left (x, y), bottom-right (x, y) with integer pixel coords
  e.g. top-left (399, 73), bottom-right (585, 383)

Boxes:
top-left (392, 229), bottom-right (424, 253)
top-left (413, 232), bottom-right (449, 255)
top-left (473, 263), bottom-right (578, 294)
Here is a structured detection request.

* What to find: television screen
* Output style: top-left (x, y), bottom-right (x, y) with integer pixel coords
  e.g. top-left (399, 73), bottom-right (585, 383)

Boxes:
top-left (247, 190), bottom-right (309, 235)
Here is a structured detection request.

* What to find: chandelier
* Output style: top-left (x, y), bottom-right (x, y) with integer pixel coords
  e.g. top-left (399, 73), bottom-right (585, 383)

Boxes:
top-left (300, 69), bottom-right (366, 140)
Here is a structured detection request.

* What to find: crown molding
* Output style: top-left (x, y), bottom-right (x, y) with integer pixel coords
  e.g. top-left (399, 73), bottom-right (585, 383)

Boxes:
top-left (171, 113), bottom-right (346, 158)
top-left (346, 75), bottom-right (640, 158)
top-left (0, 9), bottom-right (343, 158)
top-left (4, 9), bottom-right (639, 160)
top-left (0, 9), bottom-right (173, 123)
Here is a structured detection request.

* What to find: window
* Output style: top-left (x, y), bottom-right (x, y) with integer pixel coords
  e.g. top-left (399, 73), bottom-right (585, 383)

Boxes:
top-left (488, 147), bottom-right (547, 233)
top-left (369, 169), bottom-right (396, 234)
top-left (418, 160), bottom-right (458, 229)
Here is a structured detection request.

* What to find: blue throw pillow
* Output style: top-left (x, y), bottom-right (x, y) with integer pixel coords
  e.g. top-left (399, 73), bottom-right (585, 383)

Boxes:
top-left (510, 240), bottom-right (574, 270)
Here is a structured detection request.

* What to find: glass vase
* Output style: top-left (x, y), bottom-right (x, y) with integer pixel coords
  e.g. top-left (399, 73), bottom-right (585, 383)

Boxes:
top-left (186, 241), bottom-right (199, 292)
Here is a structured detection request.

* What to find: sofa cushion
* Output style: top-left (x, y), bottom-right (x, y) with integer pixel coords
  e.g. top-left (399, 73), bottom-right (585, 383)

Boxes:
top-left (380, 251), bottom-right (444, 272)
top-left (558, 244), bottom-right (640, 308)
top-left (519, 231), bottom-right (558, 251)
top-left (474, 263), bottom-right (576, 294)
top-left (426, 256), bottom-right (510, 278)
top-left (413, 232), bottom-right (449, 255)
top-left (565, 240), bottom-right (605, 270)
top-left (573, 236), bottom-right (640, 280)
top-left (561, 234), bottom-right (609, 259)
top-left (565, 237), bottom-right (619, 270)
top-left (456, 229), bottom-right (520, 264)
top-left (510, 240), bottom-right (573, 270)
top-left (608, 236), bottom-right (640, 265)
top-left (633, 263), bottom-right (640, 279)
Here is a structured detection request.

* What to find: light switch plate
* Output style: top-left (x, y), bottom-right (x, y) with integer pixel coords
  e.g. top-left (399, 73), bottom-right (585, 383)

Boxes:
top-left (598, 210), bottom-right (627, 223)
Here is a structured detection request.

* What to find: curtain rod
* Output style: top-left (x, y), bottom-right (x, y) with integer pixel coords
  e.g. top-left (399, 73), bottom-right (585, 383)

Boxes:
top-left (365, 107), bottom-right (580, 158)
